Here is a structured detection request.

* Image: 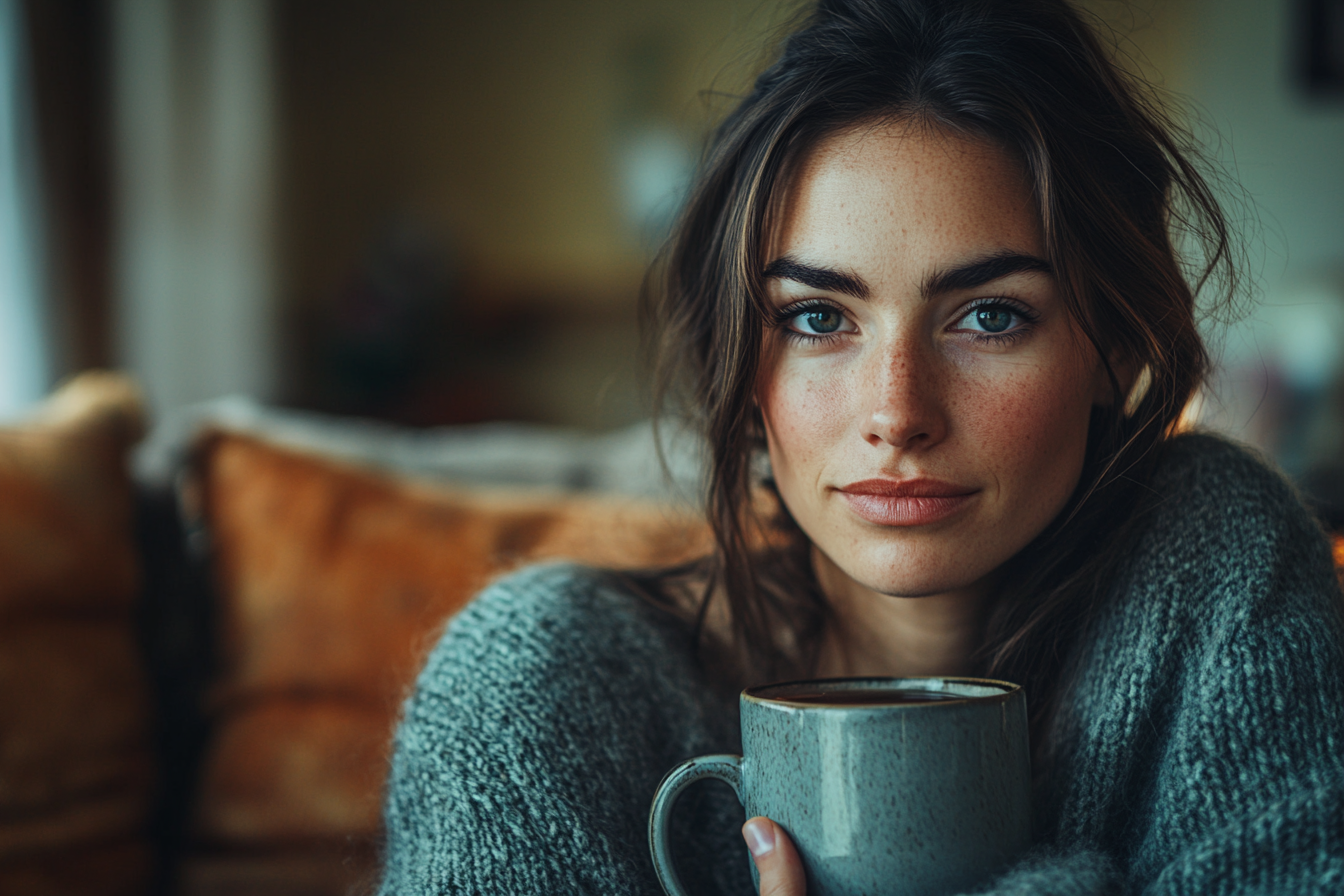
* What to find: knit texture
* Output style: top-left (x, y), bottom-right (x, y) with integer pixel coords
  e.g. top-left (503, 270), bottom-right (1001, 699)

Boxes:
top-left (379, 435), bottom-right (1344, 894)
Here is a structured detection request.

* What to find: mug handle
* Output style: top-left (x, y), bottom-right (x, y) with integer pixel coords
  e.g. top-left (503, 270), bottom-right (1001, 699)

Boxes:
top-left (648, 754), bottom-right (744, 896)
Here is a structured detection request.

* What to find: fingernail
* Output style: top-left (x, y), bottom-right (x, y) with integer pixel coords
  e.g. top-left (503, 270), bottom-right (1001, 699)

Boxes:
top-left (743, 819), bottom-right (776, 857)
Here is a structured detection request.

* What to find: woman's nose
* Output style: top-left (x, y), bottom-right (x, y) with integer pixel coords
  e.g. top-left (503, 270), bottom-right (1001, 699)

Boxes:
top-left (861, 348), bottom-right (948, 450)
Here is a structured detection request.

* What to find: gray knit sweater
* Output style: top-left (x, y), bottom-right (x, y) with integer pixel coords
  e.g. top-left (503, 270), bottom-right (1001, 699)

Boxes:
top-left (379, 435), bottom-right (1344, 894)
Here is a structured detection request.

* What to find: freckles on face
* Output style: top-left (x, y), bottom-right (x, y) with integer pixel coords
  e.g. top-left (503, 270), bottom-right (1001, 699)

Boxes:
top-left (969, 350), bottom-right (1094, 502)
top-left (757, 347), bottom-right (851, 489)
top-left (756, 122), bottom-right (1103, 600)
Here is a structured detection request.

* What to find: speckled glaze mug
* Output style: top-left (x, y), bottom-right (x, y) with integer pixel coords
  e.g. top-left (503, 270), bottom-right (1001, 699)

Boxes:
top-left (649, 677), bottom-right (1031, 896)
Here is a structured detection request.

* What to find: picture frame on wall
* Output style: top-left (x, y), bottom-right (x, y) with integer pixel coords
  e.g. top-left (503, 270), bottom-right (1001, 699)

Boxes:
top-left (1301, 0), bottom-right (1344, 96)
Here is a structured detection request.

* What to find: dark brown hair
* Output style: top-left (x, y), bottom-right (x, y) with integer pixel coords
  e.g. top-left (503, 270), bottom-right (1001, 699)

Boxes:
top-left (642, 0), bottom-right (1234, 743)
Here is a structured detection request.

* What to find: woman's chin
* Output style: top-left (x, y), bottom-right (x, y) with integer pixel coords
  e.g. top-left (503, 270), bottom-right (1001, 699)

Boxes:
top-left (829, 554), bottom-right (998, 601)
top-left (867, 575), bottom-right (988, 600)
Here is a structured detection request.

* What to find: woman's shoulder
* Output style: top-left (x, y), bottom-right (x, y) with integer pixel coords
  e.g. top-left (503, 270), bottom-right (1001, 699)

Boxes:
top-left (411, 561), bottom-right (704, 704)
top-left (1142, 432), bottom-right (1331, 561)
top-left (442, 561), bottom-right (681, 649)
top-left (1150, 431), bottom-right (1313, 519)
top-left (1111, 431), bottom-right (1341, 629)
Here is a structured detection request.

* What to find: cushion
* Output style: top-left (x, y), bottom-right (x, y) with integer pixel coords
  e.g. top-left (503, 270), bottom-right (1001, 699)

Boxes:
top-left (0, 372), bottom-right (152, 896)
top-left (181, 431), bottom-right (712, 892)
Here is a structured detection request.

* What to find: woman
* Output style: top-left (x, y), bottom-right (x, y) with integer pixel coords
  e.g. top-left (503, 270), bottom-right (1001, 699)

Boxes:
top-left (380, 0), bottom-right (1344, 893)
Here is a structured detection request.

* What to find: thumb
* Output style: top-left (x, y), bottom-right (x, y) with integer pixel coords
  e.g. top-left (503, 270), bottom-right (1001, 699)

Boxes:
top-left (743, 816), bottom-right (806, 896)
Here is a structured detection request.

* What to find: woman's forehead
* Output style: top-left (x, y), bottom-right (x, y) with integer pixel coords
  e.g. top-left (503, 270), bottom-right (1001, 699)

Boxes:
top-left (764, 122), bottom-right (1043, 280)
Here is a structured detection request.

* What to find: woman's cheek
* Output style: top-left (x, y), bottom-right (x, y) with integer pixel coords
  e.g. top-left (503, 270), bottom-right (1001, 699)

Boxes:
top-left (760, 358), bottom-right (854, 494)
top-left (960, 359), bottom-right (1094, 514)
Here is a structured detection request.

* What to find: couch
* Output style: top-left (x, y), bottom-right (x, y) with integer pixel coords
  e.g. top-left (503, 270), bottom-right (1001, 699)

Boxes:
top-left (1, 373), bottom-right (712, 896)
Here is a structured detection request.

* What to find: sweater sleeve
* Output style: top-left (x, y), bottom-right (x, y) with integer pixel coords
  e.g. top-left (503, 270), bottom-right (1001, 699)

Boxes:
top-left (377, 563), bottom-right (749, 896)
top-left (974, 436), bottom-right (1344, 895)
top-left (1132, 521), bottom-right (1344, 894)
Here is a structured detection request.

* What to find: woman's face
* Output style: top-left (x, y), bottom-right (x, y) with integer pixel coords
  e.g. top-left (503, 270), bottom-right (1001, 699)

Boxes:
top-left (757, 122), bottom-right (1106, 601)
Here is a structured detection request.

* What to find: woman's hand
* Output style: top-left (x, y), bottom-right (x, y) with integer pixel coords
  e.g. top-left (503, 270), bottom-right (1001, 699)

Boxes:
top-left (742, 817), bottom-right (807, 896)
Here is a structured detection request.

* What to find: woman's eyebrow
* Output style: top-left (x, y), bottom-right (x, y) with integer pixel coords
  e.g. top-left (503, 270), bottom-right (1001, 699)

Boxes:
top-left (763, 252), bottom-right (1051, 301)
top-left (921, 252), bottom-right (1053, 299)
top-left (763, 256), bottom-right (870, 299)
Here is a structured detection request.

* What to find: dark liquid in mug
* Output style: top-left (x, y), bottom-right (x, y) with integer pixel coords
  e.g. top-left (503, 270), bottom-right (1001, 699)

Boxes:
top-left (778, 688), bottom-right (964, 706)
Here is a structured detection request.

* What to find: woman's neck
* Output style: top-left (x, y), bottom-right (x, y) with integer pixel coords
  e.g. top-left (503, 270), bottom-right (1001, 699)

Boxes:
top-left (812, 546), bottom-right (992, 679)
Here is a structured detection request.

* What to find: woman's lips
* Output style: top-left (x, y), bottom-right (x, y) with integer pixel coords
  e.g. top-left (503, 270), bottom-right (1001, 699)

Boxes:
top-left (836, 479), bottom-right (978, 526)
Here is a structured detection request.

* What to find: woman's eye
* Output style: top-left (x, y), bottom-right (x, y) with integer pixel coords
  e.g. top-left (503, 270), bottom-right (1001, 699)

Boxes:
top-left (954, 301), bottom-right (1032, 337)
top-left (788, 307), bottom-right (850, 336)
top-left (974, 307), bottom-right (1014, 333)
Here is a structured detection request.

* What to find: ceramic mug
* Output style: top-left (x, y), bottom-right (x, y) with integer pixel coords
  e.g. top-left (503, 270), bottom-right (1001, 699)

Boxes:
top-left (648, 677), bottom-right (1031, 896)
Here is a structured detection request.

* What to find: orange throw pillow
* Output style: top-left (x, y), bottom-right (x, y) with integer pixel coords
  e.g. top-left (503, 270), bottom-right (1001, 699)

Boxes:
top-left (180, 431), bottom-right (711, 895)
top-left (0, 372), bottom-right (153, 896)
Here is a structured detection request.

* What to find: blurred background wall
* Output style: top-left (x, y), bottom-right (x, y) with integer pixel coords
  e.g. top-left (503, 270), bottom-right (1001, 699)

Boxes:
top-left (270, 0), bottom-right (791, 428)
top-left (7, 0), bottom-right (1344, 499)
